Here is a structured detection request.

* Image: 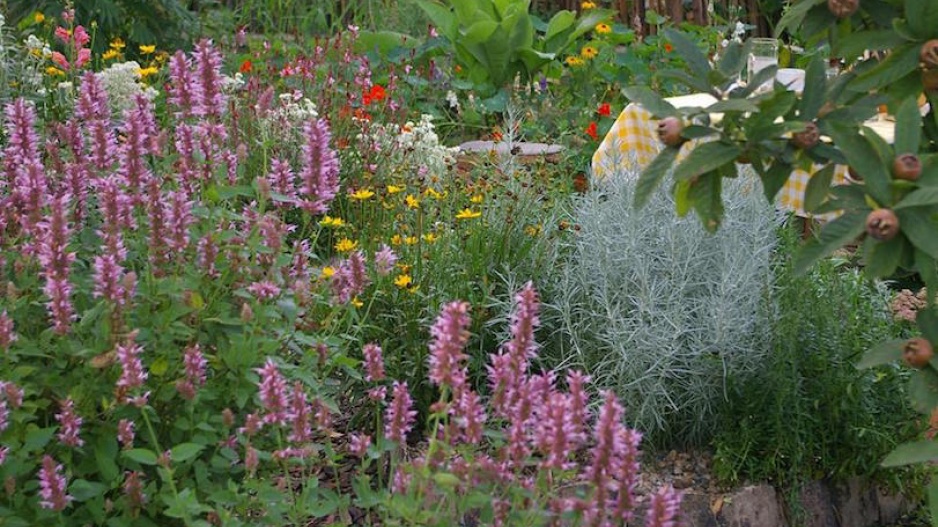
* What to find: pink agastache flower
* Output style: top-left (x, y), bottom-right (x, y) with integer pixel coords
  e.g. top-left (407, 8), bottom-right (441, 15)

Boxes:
top-left (38, 455), bottom-right (73, 511)
top-left (168, 51), bottom-right (200, 119)
top-left (123, 471), bottom-right (147, 510)
top-left (167, 190), bottom-right (194, 254)
top-left (59, 121), bottom-right (90, 224)
top-left (332, 251), bottom-right (369, 304)
top-left (374, 244), bottom-right (398, 276)
top-left (297, 119), bottom-right (340, 214)
top-left (428, 301), bottom-right (471, 390)
top-left (193, 39), bottom-right (226, 118)
top-left (173, 124), bottom-right (197, 192)
top-left (488, 282), bottom-right (541, 419)
top-left (267, 158), bottom-right (296, 206)
top-left (0, 399), bottom-right (8, 434)
top-left (247, 281), bottom-right (281, 301)
top-left (244, 446), bottom-right (259, 475)
top-left (118, 106), bottom-right (154, 205)
top-left (93, 254), bottom-right (132, 308)
top-left (76, 71), bottom-right (110, 122)
top-left (55, 398), bottom-right (83, 447)
top-left (197, 232), bottom-right (220, 279)
top-left (38, 194), bottom-right (76, 334)
top-left (2, 382), bottom-right (22, 408)
top-left (645, 485), bottom-right (683, 527)
top-left (256, 358), bottom-right (289, 425)
top-left (288, 381), bottom-right (312, 443)
top-left (183, 344), bottom-right (207, 387)
top-left (115, 333), bottom-right (148, 399)
top-left (0, 311), bottom-right (17, 351)
top-left (363, 343), bottom-right (385, 382)
top-left (452, 388), bottom-right (486, 444)
top-left (146, 181), bottom-right (169, 269)
top-left (614, 427), bottom-right (643, 522)
top-left (117, 419), bottom-right (135, 449)
top-left (384, 381), bottom-right (416, 444)
top-left (349, 433), bottom-right (371, 457)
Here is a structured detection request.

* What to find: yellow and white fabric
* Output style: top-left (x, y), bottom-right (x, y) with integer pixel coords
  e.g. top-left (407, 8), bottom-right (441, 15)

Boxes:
top-left (591, 93), bottom-right (853, 218)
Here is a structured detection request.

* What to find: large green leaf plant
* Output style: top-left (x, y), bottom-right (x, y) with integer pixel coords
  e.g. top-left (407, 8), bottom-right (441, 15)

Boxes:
top-left (413, 0), bottom-right (614, 95)
top-left (630, 0), bottom-right (938, 518)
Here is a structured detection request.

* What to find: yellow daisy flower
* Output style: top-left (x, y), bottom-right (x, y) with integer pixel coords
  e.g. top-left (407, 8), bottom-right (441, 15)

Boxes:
top-left (405, 194), bottom-right (420, 209)
top-left (110, 38), bottom-right (126, 50)
top-left (394, 274), bottom-right (413, 288)
top-left (525, 224), bottom-right (543, 237)
top-left (456, 208), bottom-right (482, 220)
top-left (387, 184), bottom-right (404, 194)
top-left (335, 238), bottom-right (358, 252)
top-left (34, 12), bottom-right (45, 23)
top-left (581, 1), bottom-right (597, 8)
top-left (350, 189), bottom-right (375, 200)
top-left (404, 236), bottom-right (418, 245)
top-left (424, 187), bottom-right (443, 199)
top-left (139, 44), bottom-right (156, 54)
top-left (581, 46), bottom-right (599, 59)
top-left (390, 234), bottom-right (403, 246)
top-left (407, 285), bottom-right (420, 294)
top-left (565, 56), bottom-right (585, 67)
top-left (102, 49), bottom-right (120, 60)
top-left (397, 263), bottom-right (412, 274)
top-left (595, 22), bottom-right (612, 34)
top-left (470, 194), bottom-right (484, 204)
top-left (351, 297), bottom-right (364, 308)
top-left (319, 215), bottom-right (345, 228)
top-left (321, 266), bottom-right (336, 278)
top-left (421, 233), bottom-right (438, 243)
top-left (46, 66), bottom-right (66, 77)
top-left (137, 66), bottom-right (159, 78)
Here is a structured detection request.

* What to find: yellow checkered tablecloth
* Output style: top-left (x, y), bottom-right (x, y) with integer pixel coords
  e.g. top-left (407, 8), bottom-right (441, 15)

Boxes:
top-left (591, 99), bottom-right (851, 218)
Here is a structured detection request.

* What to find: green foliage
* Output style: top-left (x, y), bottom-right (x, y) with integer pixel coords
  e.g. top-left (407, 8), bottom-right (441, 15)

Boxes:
top-left (541, 167), bottom-right (777, 446)
top-left (713, 224), bottom-right (920, 488)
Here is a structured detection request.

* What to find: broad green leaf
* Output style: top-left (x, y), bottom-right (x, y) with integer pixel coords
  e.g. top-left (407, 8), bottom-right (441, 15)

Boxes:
top-left (674, 179), bottom-right (692, 216)
top-left (461, 21), bottom-right (498, 44)
top-left (689, 172), bottom-right (724, 232)
top-left (881, 440), bottom-right (938, 467)
top-left (799, 54), bottom-right (826, 119)
top-left (793, 210), bottom-right (867, 275)
top-left (663, 28), bottom-right (710, 80)
top-left (567, 9), bottom-right (617, 43)
top-left (95, 435), bottom-right (120, 483)
top-left (849, 43), bottom-right (921, 93)
top-left (657, 69), bottom-right (713, 94)
top-left (895, 188), bottom-right (938, 209)
top-left (894, 96), bottom-right (922, 155)
top-left (621, 86), bottom-right (677, 118)
top-left (761, 161), bottom-right (794, 202)
top-left (774, 0), bottom-right (825, 37)
top-left (673, 142), bottom-right (743, 182)
top-left (413, 0), bottom-right (458, 41)
top-left (857, 339), bottom-right (906, 369)
top-left (929, 478), bottom-right (938, 527)
top-left (836, 29), bottom-right (908, 61)
top-left (918, 306), bottom-right (938, 344)
top-left (716, 40), bottom-right (749, 79)
top-left (706, 99), bottom-right (758, 114)
top-left (450, 0), bottom-right (476, 22)
top-left (70, 479), bottom-right (109, 501)
top-left (123, 448), bottom-right (158, 465)
top-left (917, 250), bottom-right (938, 300)
top-left (544, 10), bottom-right (575, 41)
top-left (681, 125), bottom-right (720, 139)
top-left (634, 147), bottom-right (680, 209)
top-left (803, 164), bottom-right (835, 212)
top-left (896, 209), bottom-right (938, 259)
top-left (171, 443), bottom-right (206, 463)
top-left (24, 426), bottom-right (57, 452)
top-left (905, 0), bottom-right (938, 40)
top-left (863, 235), bottom-right (904, 278)
top-left (827, 122), bottom-right (891, 205)
top-left (908, 367), bottom-right (938, 414)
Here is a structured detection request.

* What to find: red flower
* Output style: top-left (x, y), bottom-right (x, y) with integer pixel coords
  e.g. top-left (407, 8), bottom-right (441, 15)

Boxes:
top-left (363, 85), bottom-right (387, 105)
top-left (597, 102), bottom-right (611, 117)
top-left (239, 60), bottom-right (252, 73)
top-left (664, 43), bottom-right (674, 53)
top-left (586, 121), bottom-right (598, 140)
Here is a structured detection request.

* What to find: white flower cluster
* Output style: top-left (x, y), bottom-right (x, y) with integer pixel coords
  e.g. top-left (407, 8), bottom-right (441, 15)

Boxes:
top-left (95, 61), bottom-right (159, 116)
top-left (721, 21), bottom-right (749, 48)
top-left (258, 93), bottom-right (319, 144)
top-left (220, 72), bottom-right (245, 93)
top-left (369, 114), bottom-right (459, 182)
top-left (24, 35), bottom-right (51, 58)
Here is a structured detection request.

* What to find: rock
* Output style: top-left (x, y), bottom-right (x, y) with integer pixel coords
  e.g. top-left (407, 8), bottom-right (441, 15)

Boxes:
top-left (718, 485), bottom-right (786, 527)
top-left (681, 492), bottom-right (720, 527)
top-left (798, 480), bottom-right (838, 527)
top-left (877, 485), bottom-right (913, 525)
top-left (832, 477), bottom-right (879, 527)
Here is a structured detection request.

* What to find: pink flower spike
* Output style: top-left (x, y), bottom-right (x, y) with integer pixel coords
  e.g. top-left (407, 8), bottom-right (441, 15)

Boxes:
top-left (645, 485), bottom-right (683, 527)
top-left (349, 433), bottom-right (371, 457)
top-left (363, 343), bottom-right (385, 382)
top-left (117, 419), bottom-right (135, 449)
top-left (256, 358), bottom-right (289, 425)
top-left (427, 301), bottom-right (471, 390)
top-left (55, 398), bottom-right (84, 447)
top-left (0, 311), bottom-right (16, 351)
top-left (384, 381), bottom-right (416, 445)
top-left (38, 455), bottom-right (73, 511)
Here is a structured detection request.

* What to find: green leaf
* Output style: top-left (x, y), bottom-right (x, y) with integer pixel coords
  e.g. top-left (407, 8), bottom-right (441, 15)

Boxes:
top-left (689, 172), bottom-right (724, 232)
top-left (799, 54), bottom-right (826, 119)
top-left (909, 365), bottom-right (938, 414)
top-left (171, 443), bottom-right (205, 463)
top-left (836, 29), bottom-right (908, 61)
top-left (826, 122), bottom-right (891, 205)
top-left (793, 211), bottom-right (867, 275)
top-left (706, 99), bottom-right (758, 114)
top-left (544, 10), bottom-right (575, 41)
top-left (864, 235), bottom-right (904, 277)
top-left (917, 250), bottom-right (938, 297)
top-left (123, 448), bottom-right (158, 465)
top-left (24, 426), bottom-right (57, 452)
top-left (849, 43), bottom-right (921, 93)
top-left (857, 339), bottom-right (906, 369)
top-left (894, 96), bottom-right (923, 155)
top-left (896, 188), bottom-right (938, 209)
top-left (662, 28), bottom-right (710, 80)
top-left (918, 306), bottom-right (938, 344)
top-left (896, 209), bottom-right (938, 259)
top-left (95, 435), bottom-right (120, 483)
top-left (803, 164), bottom-right (835, 213)
top-left (413, 0), bottom-right (458, 41)
top-left (774, 0), bottom-right (825, 37)
top-left (761, 161), bottom-right (795, 202)
top-left (882, 440), bottom-right (938, 467)
top-left (716, 40), bottom-right (749, 79)
top-left (633, 147), bottom-right (680, 209)
top-left (905, 0), bottom-right (938, 40)
top-left (928, 478), bottom-right (938, 527)
top-left (70, 479), bottom-right (109, 501)
top-left (673, 142), bottom-right (743, 182)
top-left (621, 86), bottom-right (677, 118)
top-left (461, 21), bottom-right (498, 44)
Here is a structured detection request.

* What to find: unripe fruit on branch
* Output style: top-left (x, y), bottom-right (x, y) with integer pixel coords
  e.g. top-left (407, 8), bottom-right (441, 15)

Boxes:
top-left (893, 154), bottom-right (922, 181)
top-left (657, 117), bottom-right (685, 147)
top-left (791, 122), bottom-right (820, 149)
top-left (903, 337), bottom-right (934, 369)
top-left (865, 209), bottom-right (899, 241)
top-left (827, 0), bottom-right (859, 18)
top-left (921, 40), bottom-right (938, 70)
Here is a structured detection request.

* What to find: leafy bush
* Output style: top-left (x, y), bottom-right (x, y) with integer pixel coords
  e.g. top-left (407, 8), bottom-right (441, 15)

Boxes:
top-left (713, 224), bottom-right (920, 488)
top-left (542, 165), bottom-right (777, 446)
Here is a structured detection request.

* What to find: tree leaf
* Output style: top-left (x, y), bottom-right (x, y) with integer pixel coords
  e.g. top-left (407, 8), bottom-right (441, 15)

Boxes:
top-left (857, 339), bottom-right (906, 369)
top-left (917, 250), bottom-right (938, 299)
top-left (836, 29), bottom-right (908, 61)
top-left (673, 142), bottom-right (742, 182)
top-left (881, 440), bottom-right (938, 467)
top-left (849, 43), bottom-right (921, 93)
top-left (24, 426), bottom-right (57, 452)
top-left (662, 28), bottom-right (710, 80)
top-left (803, 164), bottom-right (835, 213)
top-left (621, 86), bottom-right (677, 118)
top-left (826, 122), bottom-right (891, 205)
top-left (793, 210), bottom-right (867, 275)
top-left (774, 0), bottom-right (825, 37)
top-left (894, 96), bottom-right (923, 155)
top-left (798, 54), bottom-right (826, 119)
top-left (706, 99), bottom-right (759, 114)
top-left (896, 209), bottom-right (938, 259)
top-left (633, 146), bottom-right (680, 209)
top-left (689, 172), bottom-right (724, 232)
top-left (895, 188), bottom-right (938, 209)
top-left (717, 40), bottom-right (749, 79)
top-left (905, 0), bottom-right (938, 40)
top-left (863, 235), bottom-right (904, 278)
top-left (909, 367), bottom-right (938, 415)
